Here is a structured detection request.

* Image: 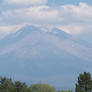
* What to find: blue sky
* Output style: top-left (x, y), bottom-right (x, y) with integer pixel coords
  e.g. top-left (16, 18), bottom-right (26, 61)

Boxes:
top-left (48, 0), bottom-right (92, 5)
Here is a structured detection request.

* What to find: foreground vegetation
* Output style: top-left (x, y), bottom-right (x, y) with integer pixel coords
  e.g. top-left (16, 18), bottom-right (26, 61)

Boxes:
top-left (0, 72), bottom-right (92, 92)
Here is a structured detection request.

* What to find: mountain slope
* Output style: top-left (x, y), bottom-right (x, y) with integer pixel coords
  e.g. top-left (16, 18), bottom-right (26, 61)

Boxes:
top-left (0, 25), bottom-right (92, 89)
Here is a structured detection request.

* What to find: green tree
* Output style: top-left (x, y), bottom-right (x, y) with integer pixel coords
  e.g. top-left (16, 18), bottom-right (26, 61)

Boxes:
top-left (75, 72), bottom-right (92, 92)
top-left (29, 83), bottom-right (56, 92)
top-left (58, 90), bottom-right (72, 92)
top-left (14, 81), bottom-right (27, 92)
top-left (0, 77), bottom-right (14, 92)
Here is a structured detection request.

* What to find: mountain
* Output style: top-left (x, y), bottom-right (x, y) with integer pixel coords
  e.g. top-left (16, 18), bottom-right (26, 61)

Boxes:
top-left (0, 24), bottom-right (92, 89)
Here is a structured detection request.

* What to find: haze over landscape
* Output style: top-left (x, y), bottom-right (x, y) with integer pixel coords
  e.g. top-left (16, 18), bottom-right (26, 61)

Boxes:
top-left (0, 0), bottom-right (92, 90)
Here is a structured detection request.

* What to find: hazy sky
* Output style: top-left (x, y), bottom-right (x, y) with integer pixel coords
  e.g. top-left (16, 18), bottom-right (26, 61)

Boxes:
top-left (0, 0), bottom-right (92, 43)
top-left (0, 0), bottom-right (92, 5)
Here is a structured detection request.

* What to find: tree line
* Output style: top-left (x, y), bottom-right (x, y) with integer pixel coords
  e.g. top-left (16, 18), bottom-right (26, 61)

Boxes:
top-left (0, 72), bottom-right (92, 92)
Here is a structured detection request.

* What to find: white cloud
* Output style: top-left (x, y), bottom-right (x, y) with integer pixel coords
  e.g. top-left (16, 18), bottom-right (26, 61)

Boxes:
top-left (0, 24), bottom-right (23, 39)
top-left (27, 6), bottom-right (59, 21)
top-left (0, 2), bottom-right (92, 36)
top-left (0, 25), bottom-right (15, 39)
top-left (5, 0), bottom-right (48, 5)
top-left (60, 3), bottom-right (92, 23)
top-left (57, 25), bottom-right (84, 35)
top-left (57, 3), bottom-right (92, 35)
top-left (1, 5), bottom-right (59, 23)
top-left (0, 25), bottom-right (16, 33)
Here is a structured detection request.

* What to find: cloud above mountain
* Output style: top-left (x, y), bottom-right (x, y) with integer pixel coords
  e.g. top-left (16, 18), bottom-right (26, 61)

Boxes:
top-left (2, 5), bottom-right (58, 22)
top-left (0, 1), bottom-right (92, 41)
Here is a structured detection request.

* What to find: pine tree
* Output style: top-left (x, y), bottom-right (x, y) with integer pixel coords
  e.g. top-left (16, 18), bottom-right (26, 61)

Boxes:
top-left (75, 72), bottom-right (92, 92)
